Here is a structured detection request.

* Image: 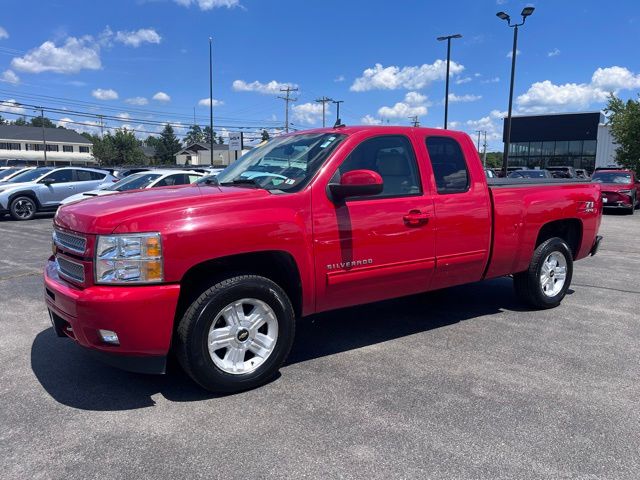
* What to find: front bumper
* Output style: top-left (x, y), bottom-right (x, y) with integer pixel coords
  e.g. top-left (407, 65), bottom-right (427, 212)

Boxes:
top-left (44, 257), bottom-right (181, 374)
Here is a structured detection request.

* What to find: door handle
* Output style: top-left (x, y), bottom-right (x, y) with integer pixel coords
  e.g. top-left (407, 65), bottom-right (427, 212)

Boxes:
top-left (403, 209), bottom-right (429, 226)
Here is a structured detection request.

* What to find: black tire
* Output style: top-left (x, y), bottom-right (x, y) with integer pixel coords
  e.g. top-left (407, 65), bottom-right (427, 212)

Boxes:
top-left (9, 196), bottom-right (37, 221)
top-left (629, 196), bottom-right (635, 214)
top-left (175, 275), bottom-right (295, 393)
top-left (513, 237), bottom-right (573, 309)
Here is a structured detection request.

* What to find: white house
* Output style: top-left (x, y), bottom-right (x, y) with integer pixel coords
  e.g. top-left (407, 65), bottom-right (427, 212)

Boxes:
top-left (175, 142), bottom-right (252, 167)
top-left (0, 125), bottom-right (95, 165)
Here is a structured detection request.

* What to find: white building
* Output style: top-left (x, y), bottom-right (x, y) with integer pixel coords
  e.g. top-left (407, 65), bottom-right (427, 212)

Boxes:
top-left (0, 125), bottom-right (95, 165)
top-left (175, 142), bottom-right (252, 167)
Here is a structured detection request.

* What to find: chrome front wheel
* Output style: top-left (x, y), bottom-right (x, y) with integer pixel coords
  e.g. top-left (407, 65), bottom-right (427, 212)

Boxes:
top-left (207, 298), bottom-right (279, 375)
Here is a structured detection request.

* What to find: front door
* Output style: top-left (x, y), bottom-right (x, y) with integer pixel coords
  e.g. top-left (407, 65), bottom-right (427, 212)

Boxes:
top-left (312, 134), bottom-right (436, 312)
top-left (37, 169), bottom-right (75, 206)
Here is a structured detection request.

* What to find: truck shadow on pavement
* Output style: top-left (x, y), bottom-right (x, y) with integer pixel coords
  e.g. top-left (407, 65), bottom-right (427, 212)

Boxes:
top-left (31, 277), bottom-right (533, 411)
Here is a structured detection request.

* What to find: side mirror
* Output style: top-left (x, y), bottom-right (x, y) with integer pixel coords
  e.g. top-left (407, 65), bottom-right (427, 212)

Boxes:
top-left (41, 178), bottom-right (55, 185)
top-left (328, 169), bottom-right (383, 202)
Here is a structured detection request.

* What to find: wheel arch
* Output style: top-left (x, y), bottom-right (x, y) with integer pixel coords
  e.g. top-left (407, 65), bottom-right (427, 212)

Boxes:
top-left (176, 250), bottom-right (304, 323)
top-left (535, 218), bottom-right (582, 259)
top-left (8, 190), bottom-right (41, 209)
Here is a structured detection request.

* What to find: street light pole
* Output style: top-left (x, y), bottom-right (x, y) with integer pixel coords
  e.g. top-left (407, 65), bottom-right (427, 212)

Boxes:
top-left (497, 7), bottom-right (535, 176)
top-left (436, 33), bottom-right (462, 130)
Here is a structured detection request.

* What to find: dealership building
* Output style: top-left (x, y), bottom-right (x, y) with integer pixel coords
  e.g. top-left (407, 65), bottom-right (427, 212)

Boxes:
top-left (503, 112), bottom-right (618, 173)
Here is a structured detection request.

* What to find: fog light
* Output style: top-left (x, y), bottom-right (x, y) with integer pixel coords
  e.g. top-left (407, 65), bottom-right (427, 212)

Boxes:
top-left (99, 329), bottom-right (120, 345)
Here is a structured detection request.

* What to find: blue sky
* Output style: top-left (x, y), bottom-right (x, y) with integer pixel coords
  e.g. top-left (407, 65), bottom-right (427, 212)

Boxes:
top-left (1, 0), bottom-right (639, 147)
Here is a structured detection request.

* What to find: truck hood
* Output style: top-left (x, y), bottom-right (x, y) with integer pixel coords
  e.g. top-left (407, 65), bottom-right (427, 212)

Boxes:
top-left (55, 184), bottom-right (271, 234)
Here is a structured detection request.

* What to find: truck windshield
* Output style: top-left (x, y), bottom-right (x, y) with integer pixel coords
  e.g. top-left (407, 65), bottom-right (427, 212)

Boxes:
top-left (592, 172), bottom-right (631, 184)
top-left (216, 133), bottom-right (346, 191)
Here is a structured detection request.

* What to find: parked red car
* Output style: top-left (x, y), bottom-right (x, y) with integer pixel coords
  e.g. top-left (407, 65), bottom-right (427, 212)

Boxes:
top-left (591, 169), bottom-right (639, 214)
top-left (44, 126), bottom-right (603, 392)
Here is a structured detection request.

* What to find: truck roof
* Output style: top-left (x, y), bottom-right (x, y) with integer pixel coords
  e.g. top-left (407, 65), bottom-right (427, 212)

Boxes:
top-left (294, 125), bottom-right (468, 138)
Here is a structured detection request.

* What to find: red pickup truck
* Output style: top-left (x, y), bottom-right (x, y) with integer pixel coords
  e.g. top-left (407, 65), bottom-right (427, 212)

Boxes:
top-left (45, 126), bottom-right (603, 393)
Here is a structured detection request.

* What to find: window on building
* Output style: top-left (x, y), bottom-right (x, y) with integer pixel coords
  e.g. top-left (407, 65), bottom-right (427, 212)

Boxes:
top-left (63, 145), bottom-right (74, 153)
top-left (46, 144), bottom-right (59, 152)
top-left (541, 141), bottom-right (555, 156)
top-left (0, 142), bottom-right (21, 150)
top-left (583, 140), bottom-right (597, 156)
top-left (79, 146), bottom-right (90, 153)
top-left (554, 141), bottom-right (569, 156)
top-left (426, 136), bottom-right (469, 194)
top-left (568, 140), bottom-right (583, 156)
top-left (26, 144), bottom-right (44, 151)
top-left (529, 142), bottom-right (542, 156)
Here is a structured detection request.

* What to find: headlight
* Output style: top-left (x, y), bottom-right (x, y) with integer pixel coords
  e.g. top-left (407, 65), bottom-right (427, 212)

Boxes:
top-left (618, 189), bottom-right (632, 195)
top-left (95, 233), bottom-right (163, 284)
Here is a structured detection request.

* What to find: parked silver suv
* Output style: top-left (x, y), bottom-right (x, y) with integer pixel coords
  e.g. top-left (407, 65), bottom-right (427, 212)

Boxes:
top-left (0, 167), bottom-right (116, 220)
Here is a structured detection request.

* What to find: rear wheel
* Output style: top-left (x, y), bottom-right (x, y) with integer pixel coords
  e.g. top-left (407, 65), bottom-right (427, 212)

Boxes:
top-left (513, 237), bottom-right (573, 309)
top-left (175, 275), bottom-right (295, 393)
top-left (9, 196), bottom-right (37, 221)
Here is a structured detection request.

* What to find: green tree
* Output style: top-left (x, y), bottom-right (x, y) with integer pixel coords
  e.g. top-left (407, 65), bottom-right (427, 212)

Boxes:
top-left (217, 135), bottom-right (225, 145)
top-left (91, 128), bottom-right (146, 166)
top-left (261, 129), bottom-right (270, 142)
top-left (13, 117), bottom-right (28, 126)
top-left (154, 124), bottom-right (182, 164)
top-left (30, 116), bottom-right (58, 128)
top-left (203, 126), bottom-right (218, 145)
top-left (184, 124), bottom-right (204, 145)
top-left (605, 94), bottom-right (640, 174)
top-left (484, 152), bottom-right (503, 169)
top-left (0, 115), bottom-right (6, 125)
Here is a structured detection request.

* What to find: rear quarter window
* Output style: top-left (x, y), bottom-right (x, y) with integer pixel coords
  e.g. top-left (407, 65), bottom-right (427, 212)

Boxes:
top-left (425, 137), bottom-right (470, 194)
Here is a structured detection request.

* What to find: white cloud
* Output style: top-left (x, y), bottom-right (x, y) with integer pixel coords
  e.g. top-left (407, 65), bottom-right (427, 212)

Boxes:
top-left (351, 60), bottom-right (464, 91)
top-left (455, 76), bottom-right (472, 85)
top-left (1, 70), bottom-right (19, 85)
top-left (198, 97), bottom-right (224, 107)
top-left (547, 48), bottom-right (561, 57)
top-left (11, 36), bottom-right (101, 74)
top-left (378, 91), bottom-right (429, 118)
top-left (117, 112), bottom-right (130, 119)
top-left (516, 66), bottom-right (640, 114)
top-left (496, 0), bottom-right (507, 4)
top-left (0, 27), bottom-right (8, 39)
top-left (334, 75), bottom-right (345, 83)
top-left (152, 91), bottom-right (171, 102)
top-left (506, 49), bottom-right (521, 59)
top-left (57, 116), bottom-right (103, 135)
top-left (465, 109), bottom-right (506, 142)
top-left (115, 28), bottom-right (161, 47)
top-left (92, 88), bottom-right (119, 100)
top-left (0, 99), bottom-right (25, 114)
top-left (361, 115), bottom-right (382, 125)
top-left (125, 96), bottom-right (149, 105)
top-left (482, 76), bottom-right (500, 84)
top-left (174, 0), bottom-right (240, 10)
top-left (291, 102), bottom-right (330, 125)
top-left (448, 93), bottom-right (482, 103)
top-left (232, 79), bottom-right (298, 95)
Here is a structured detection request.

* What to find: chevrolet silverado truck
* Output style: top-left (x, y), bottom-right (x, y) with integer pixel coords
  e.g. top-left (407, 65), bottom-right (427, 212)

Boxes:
top-left (44, 126), bottom-right (603, 393)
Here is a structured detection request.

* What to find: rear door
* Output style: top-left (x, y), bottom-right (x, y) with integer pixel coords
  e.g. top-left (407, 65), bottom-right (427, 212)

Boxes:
top-left (72, 169), bottom-right (107, 193)
top-left (312, 133), bottom-right (436, 312)
top-left (418, 134), bottom-right (492, 290)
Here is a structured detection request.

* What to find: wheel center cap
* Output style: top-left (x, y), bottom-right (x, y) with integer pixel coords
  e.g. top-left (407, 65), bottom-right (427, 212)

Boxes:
top-left (550, 270), bottom-right (555, 278)
top-left (236, 329), bottom-right (250, 342)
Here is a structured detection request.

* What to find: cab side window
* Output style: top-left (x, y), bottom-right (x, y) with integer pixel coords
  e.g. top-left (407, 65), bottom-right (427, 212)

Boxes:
top-left (336, 135), bottom-right (421, 197)
top-left (426, 137), bottom-right (469, 194)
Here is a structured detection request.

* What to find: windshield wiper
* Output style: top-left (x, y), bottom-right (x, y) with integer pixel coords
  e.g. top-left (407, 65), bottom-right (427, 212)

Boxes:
top-left (219, 178), bottom-right (261, 188)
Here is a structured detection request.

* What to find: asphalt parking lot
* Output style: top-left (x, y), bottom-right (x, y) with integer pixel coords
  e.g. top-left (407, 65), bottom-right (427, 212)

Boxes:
top-left (1, 212), bottom-right (639, 479)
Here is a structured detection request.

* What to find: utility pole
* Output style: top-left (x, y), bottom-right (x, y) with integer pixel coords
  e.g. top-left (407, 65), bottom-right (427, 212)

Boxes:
top-left (409, 115), bottom-right (420, 127)
top-left (315, 96), bottom-right (332, 128)
top-left (278, 86), bottom-right (298, 133)
top-left (39, 107), bottom-right (48, 166)
top-left (482, 131), bottom-right (488, 168)
top-left (209, 36), bottom-right (214, 164)
top-left (476, 130), bottom-right (482, 152)
top-left (98, 115), bottom-right (104, 138)
top-left (332, 99), bottom-right (344, 126)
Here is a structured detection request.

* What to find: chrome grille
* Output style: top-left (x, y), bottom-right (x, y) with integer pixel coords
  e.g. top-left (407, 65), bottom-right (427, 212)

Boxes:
top-left (54, 229), bottom-right (87, 254)
top-left (56, 256), bottom-right (85, 283)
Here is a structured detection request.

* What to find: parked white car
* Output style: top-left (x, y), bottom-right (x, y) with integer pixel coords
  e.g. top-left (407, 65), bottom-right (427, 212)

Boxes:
top-left (60, 169), bottom-right (204, 206)
top-left (0, 166), bottom-right (36, 183)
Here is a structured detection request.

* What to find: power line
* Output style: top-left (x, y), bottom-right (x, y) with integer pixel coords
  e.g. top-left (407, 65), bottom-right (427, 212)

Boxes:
top-left (409, 115), bottom-right (420, 127)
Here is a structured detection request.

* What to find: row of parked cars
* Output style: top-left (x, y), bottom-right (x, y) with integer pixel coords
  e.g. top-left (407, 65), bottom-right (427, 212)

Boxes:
top-left (0, 165), bottom-right (222, 221)
top-left (486, 166), bottom-right (639, 214)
